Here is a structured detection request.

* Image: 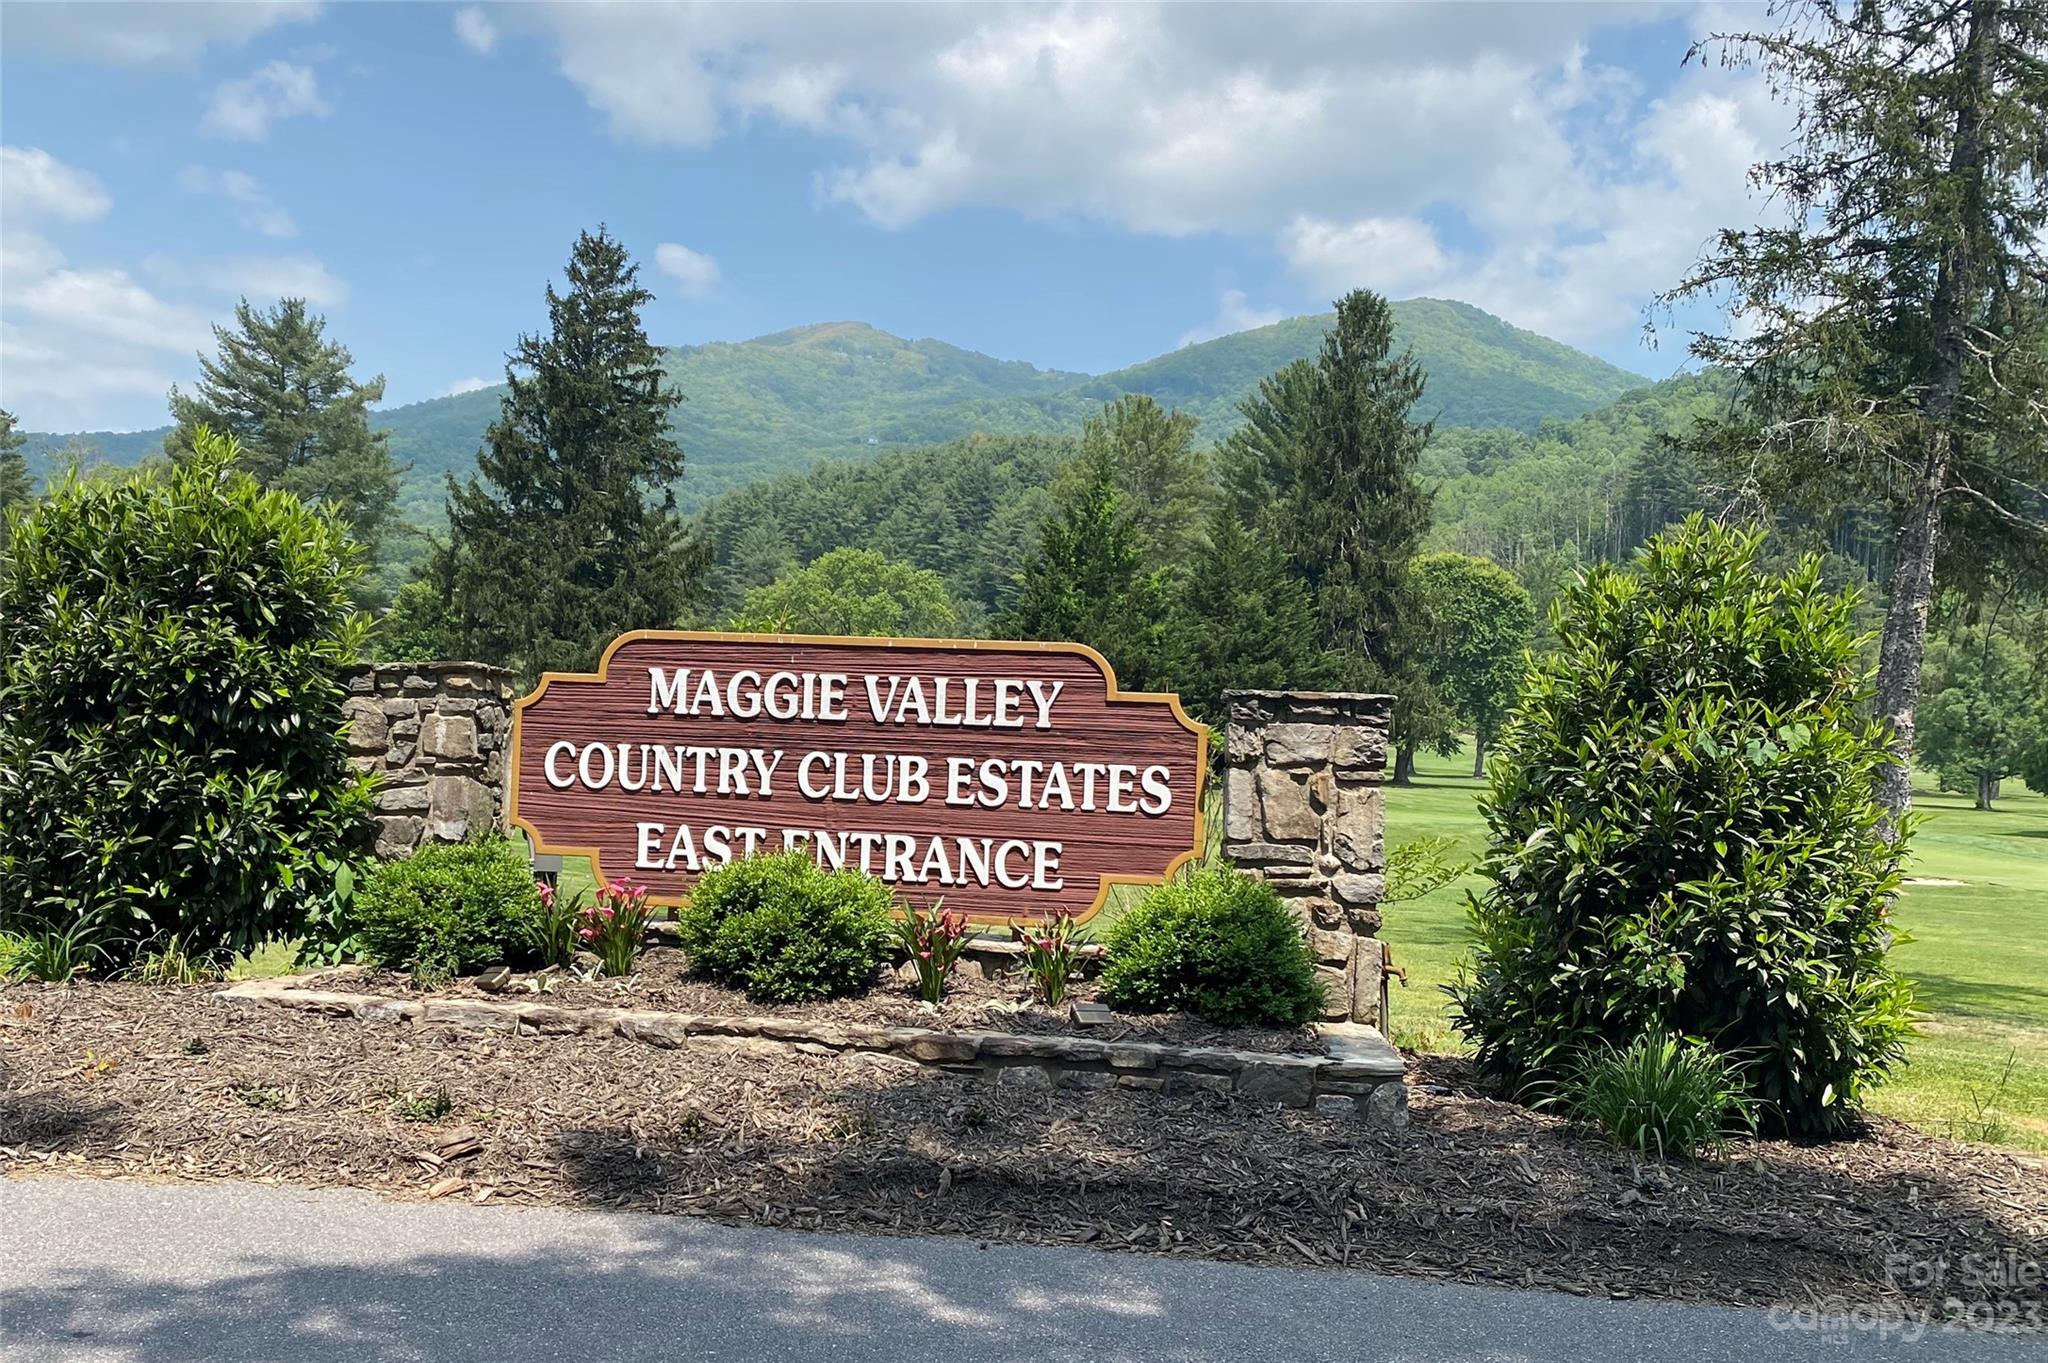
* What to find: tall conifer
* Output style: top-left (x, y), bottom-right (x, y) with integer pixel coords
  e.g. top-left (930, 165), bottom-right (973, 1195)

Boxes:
top-left (436, 229), bottom-right (701, 675)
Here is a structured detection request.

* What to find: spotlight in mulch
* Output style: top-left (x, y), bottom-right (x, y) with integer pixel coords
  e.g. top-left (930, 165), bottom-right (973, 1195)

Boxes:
top-left (1069, 1001), bottom-right (1114, 1027)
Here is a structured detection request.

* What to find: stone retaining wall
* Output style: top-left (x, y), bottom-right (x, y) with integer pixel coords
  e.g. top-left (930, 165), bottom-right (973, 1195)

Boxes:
top-left (219, 974), bottom-right (1409, 1129)
top-left (1222, 690), bottom-right (1391, 1026)
top-left (341, 662), bottom-right (518, 857)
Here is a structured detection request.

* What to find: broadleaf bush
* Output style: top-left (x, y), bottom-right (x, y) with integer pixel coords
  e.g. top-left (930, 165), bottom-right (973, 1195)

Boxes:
top-left (352, 837), bottom-right (546, 982)
top-left (1449, 517), bottom-right (1916, 1135)
top-left (0, 431), bottom-right (373, 962)
top-left (1100, 865), bottom-right (1323, 1027)
top-left (676, 851), bottom-right (893, 1003)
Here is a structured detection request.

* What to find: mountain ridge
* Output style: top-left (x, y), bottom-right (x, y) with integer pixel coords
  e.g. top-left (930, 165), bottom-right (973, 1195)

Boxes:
top-left (19, 299), bottom-right (1651, 520)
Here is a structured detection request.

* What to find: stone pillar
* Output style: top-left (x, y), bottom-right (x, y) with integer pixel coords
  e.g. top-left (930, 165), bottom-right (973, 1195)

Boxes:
top-left (1222, 690), bottom-right (1390, 1025)
top-left (340, 662), bottom-right (518, 858)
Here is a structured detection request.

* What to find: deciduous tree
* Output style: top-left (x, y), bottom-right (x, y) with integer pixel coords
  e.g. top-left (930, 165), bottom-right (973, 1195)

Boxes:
top-left (727, 548), bottom-right (960, 638)
top-left (1411, 551), bottom-right (1536, 776)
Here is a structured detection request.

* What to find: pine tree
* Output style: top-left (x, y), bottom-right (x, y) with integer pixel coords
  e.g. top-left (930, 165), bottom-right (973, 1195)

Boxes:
top-left (167, 299), bottom-right (400, 552)
top-left (434, 229), bottom-right (702, 675)
top-left (1220, 289), bottom-right (1440, 770)
top-left (997, 440), bottom-right (1168, 690)
top-left (1662, 0), bottom-right (2048, 820)
top-left (0, 409), bottom-right (31, 515)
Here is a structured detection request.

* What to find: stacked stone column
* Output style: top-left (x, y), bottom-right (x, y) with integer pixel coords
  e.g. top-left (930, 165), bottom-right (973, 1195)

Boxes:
top-left (340, 663), bottom-right (517, 857)
top-left (1222, 690), bottom-right (1390, 1025)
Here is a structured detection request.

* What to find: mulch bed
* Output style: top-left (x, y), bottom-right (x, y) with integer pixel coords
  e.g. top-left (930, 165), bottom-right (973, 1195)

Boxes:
top-left (4, 979), bottom-right (2045, 1328)
top-left (355, 946), bottom-right (1319, 1055)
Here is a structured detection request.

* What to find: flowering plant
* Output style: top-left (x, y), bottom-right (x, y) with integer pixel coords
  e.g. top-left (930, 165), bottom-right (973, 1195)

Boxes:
top-left (892, 901), bottom-right (973, 1003)
top-left (576, 877), bottom-right (656, 978)
top-left (535, 879), bottom-right (586, 968)
top-left (1012, 913), bottom-right (1090, 1007)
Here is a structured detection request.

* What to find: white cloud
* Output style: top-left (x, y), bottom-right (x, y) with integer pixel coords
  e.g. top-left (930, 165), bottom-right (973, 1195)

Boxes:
top-left (178, 254), bottom-right (350, 306)
top-left (653, 242), bottom-right (721, 298)
top-left (12, 267), bottom-right (214, 354)
top-left (1177, 289), bottom-right (1286, 349)
top-left (176, 166), bottom-right (297, 238)
top-left (521, 3), bottom-right (1785, 348)
top-left (1279, 217), bottom-right (1453, 302)
top-left (1, 147), bottom-right (112, 221)
top-left (1, 229), bottom-right (66, 281)
top-left (441, 376), bottom-right (494, 397)
top-left (0, 2), bottom-right (318, 65)
top-left (454, 7), bottom-right (497, 55)
top-left (202, 60), bottom-right (329, 141)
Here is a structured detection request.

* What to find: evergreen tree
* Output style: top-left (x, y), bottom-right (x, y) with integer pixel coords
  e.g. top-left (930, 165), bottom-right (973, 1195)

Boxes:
top-left (997, 440), bottom-right (1168, 689)
top-left (1220, 289), bottom-right (1440, 770)
top-left (1662, 0), bottom-right (2048, 819)
top-left (1051, 395), bottom-right (1212, 569)
top-left (1162, 509), bottom-right (1334, 725)
top-left (167, 299), bottom-right (401, 554)
top-left (0, 409), bottom-right (31, 515)
top-left (434, 229), bottom-right (702, 675)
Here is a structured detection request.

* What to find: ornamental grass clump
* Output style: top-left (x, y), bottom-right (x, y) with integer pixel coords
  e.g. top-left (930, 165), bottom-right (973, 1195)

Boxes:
top-left (1567, 1032), bottom-right (1756, 1161)
top-left (576, 877), bottom-right (657, 978)
top-left (1101, 865), bottom-right (1323, 1027)
top-left (676, 851), bottom-right (893, 1003)
top-left (893, 901), bottom-right (972, 1003)
top-left (1450, 517), bottom-right (1916, 1136)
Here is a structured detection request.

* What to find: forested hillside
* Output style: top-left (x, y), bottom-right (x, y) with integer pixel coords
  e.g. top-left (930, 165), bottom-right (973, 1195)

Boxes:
top-left (694, 373), bottom-right (1741, 622)
top-left (20, 299), bottom-right (1648, 529)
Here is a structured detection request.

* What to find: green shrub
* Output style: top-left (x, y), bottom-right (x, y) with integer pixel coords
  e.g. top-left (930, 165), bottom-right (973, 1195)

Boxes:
top-left (1568, 1032), bottom-right (1756, 1161)
top-left (676, 851), bottom-right (892, 1003)
top-left (0, 919), bottom-right (108, 983)
top-left (1100, 865), bottom-right (1323, 1027)
top-left (0, 431), bottom-right (373, 963)
top-left (352, 838), bottom-right (545, 981)
top-left (1450, 517), bottom-right (1916, 1136)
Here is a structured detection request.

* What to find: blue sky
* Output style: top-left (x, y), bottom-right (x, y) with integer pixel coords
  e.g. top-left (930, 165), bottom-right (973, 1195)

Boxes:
top-left (1, 2), bottom-right (1781, 432)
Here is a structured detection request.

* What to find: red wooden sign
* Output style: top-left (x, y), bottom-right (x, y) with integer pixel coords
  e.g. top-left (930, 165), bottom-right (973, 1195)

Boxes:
top-left (508, 632), bottom-right (1208, 922)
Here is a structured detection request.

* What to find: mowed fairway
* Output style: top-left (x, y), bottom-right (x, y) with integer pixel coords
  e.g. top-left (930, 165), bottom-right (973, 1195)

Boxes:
top-left (1382, 745), bottom-right (2048, 1152)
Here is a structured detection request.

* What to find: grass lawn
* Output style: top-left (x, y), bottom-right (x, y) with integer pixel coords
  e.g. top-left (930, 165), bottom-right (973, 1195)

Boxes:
top-left (1382, 743), bottom-right (2048, 1153)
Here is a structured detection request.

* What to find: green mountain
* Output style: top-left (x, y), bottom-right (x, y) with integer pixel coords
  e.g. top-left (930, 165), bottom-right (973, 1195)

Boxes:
top-left (20, 299), bottom-right (1648, 525)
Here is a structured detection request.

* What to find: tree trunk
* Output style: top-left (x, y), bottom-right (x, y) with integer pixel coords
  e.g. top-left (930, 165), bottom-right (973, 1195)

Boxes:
top-left (1977, 771), bottom-right (1996, 811)
top-left (1471, 734), bottom-right (1486, 779)
top-left (1392, 746), bottom-right (1416, 785)
top-left (1872, 0), bottom-right (1995, 827)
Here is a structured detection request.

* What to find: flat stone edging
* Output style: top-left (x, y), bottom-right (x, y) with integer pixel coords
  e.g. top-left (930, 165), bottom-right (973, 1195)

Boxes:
top-left (216, 974), bottom-right (1409, 1131)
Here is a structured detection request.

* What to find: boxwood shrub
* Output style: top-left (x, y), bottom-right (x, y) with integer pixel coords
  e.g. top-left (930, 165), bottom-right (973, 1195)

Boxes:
top-left (1449, 517), bottom-right (1915, 1136)
top-left (1101, 865), bottom-right (1324, 1027)
top-left (0, 431), bottom-right (373, 962)
top-left (352, 837), bottom-right (545, 981)
top-left (676, 851), bottom-right (893, 1002)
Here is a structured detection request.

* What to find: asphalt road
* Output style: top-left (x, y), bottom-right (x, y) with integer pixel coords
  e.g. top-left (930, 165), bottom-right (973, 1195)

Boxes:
top-left (2, 1177), bottom-right (2040, 1362)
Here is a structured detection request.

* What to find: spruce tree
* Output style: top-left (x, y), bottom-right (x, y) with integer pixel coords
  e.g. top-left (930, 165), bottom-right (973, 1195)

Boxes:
top-left (1162, 509), bottom-right (1335, 725)
top-left (435, 228), bottom-right (701, 675)
top-left (1220, 289), bottom-right (1440, 767)
top-left (167, 299), bottom-right (400, 552)
top-left (1052, 395), bottom-right (1212, 569)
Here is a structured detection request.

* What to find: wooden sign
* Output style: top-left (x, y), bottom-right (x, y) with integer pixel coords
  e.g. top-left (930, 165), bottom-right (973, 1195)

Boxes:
top-left (508, 631), bottom-right (1208, 922)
